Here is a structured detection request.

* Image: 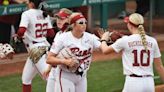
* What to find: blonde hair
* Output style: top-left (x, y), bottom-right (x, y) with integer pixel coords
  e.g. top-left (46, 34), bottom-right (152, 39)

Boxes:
top-left (129, 13), bottom-right (147, 52)
top-left (129, 13), bottom-right (144, 25)
top-left (138, 25), bottom-right (147, 52)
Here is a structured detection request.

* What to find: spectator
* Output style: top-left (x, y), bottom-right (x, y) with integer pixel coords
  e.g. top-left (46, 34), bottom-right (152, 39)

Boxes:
top-left (0, 0), bottom-right (28, 5)
top-left (0, 0), bottom-right (28, 43)
top-left (135, 0), bottom-right (150, 16)
top-left (0, 15), bottom-right (20, 43)
top-left (118, 0), bottom-right (150, 19)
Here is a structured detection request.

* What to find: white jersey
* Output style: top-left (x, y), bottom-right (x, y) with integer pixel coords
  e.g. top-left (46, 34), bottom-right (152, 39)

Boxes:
top-left (111, 34), bottom-right (161, 76)
top-left (53, 31), bottom-right (65, 42)
top-left (48, 31), bottom-right (65, 79)
top-left (50, 31), bottom-right (101, 75)
top-left (19, 9), bottom-right (52, 49)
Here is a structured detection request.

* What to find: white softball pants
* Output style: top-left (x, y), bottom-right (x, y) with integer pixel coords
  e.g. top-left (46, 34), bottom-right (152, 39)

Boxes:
top-left (46, 67), bottom-right (87, 92)
top-left (22, 54), bottom-right (48, 85)
top-left (122, 76), bottom-right (155, 92)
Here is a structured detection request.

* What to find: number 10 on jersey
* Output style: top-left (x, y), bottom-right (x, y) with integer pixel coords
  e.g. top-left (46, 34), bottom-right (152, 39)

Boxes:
top-left (132, 49), bottom-right (150, 66)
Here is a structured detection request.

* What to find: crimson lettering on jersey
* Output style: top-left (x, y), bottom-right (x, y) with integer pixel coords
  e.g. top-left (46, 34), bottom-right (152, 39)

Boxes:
top-left (70, 47), bottom-right (91, 57)
top-left (70, 47), bottom-right (92, 72)
top-left (37, 16), bottom-right (44, 20)
top-left (35, 23), bottom-right (48, 38)
top-left (132, 49), bottom-right (150, 67)
top-left (128, 41), bottom-right (153, 48)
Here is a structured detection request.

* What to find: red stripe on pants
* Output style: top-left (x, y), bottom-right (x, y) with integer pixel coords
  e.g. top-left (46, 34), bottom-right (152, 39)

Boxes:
top-left (59, 69), bottom-right (63, 92)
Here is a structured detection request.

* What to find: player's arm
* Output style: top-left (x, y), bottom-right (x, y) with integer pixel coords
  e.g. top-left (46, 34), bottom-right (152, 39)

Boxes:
top-left (100, 32), bottom-right (115, 54)
top-left (154, 57), bottom-right (164, 82)
top-left (15, 12), bottom-right (29, 38)
top-left (100, 41), bottom-right (115, 54)
top-left (47, 52), bottom-right (65, 65)
top-left (42, 64), bottom-right (52, 78)
top-left (46, 52), bottom-right (75, 67)
top-left (47, 28), bottom-right (55, 38)
top-left (100, 32), bottom-right (123, 54)
top-left (46, 34), bottom-right (67, 66)
top-left (153, 39), bottom-right (164, 82)
top-left (46, 15), bottom-right (56, 38)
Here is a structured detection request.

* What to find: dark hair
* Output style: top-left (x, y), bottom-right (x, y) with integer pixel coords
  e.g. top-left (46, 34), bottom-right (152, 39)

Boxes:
top-left (40, 4), bottom-right (48, 18)
top-left (29, 0), bottom-right (42, 9)
top-left (29, 0), bottom-right (48, 18)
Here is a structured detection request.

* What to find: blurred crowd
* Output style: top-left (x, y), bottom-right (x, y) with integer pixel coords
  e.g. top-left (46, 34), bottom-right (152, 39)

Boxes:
top-left (0, 0), bottom-right (28, 5)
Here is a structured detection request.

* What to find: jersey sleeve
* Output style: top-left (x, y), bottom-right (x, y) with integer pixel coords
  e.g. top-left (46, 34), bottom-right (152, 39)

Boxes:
top-left (50, 33), bottom-right (64, 54)
top-left (92, 34), bottom-right (101, 49)
top-left (19, 12), bottom-right (29, 28)
top-left (111, 37), bottom-right (125, 53)
top-left (46, 16), bottom-right (53, 29)
top-left (153, 39), bottom-right (161, 58)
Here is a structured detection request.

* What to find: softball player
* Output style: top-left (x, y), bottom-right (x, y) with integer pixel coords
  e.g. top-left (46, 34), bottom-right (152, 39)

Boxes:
top-left (45, 8), bottom-right (73, 92)
top-left (46, 12), bottom-right (101, 92)
top-left (16, 0), bottom-right (55, 92)
top-left (101, 13), bottom-right (164, 92)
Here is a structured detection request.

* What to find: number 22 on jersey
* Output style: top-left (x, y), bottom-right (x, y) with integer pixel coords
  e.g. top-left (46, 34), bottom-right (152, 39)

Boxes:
top-left (132, 49), bottom-right (150, 66)
top-left (35, 23), bottom-right (48, 38)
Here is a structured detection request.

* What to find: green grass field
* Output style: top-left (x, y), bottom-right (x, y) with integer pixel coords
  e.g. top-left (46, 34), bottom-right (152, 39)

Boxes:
top-left (0, 52), bottom-right (164, 92)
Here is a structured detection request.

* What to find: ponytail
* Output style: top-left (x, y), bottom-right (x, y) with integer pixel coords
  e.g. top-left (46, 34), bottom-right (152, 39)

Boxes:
top-left (138, 25), bottom-right (148, 52)
top-left (40, 5), bottom-right (48, 18)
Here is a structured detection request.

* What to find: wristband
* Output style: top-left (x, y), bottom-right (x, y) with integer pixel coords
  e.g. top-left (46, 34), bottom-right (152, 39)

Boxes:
top-left (100, 40), bottom-right (107, 43)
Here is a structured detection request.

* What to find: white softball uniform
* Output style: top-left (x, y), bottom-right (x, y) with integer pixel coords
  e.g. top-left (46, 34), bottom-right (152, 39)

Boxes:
top-left (48, 31), bottom-right (101, 92)
top-left (46, 31), bottom-right (65, 92)
top-left (111, 34), bottom-right (161, 92)
top-left (20, 9), bottom-right (52, 51)
top-left (20, 9), bottom-right (53, 85)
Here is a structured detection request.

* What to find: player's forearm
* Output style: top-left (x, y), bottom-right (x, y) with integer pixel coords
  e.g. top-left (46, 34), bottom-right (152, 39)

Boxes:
top-left (100, 41), bottom-right (115, 54)
top-left (47, 55), bottom-right (65, 66)
top-left (100, 41), bottom-right (109, 54)
top-left (156, 66), bottom-right (164, 82)
top-left (47, 64), bottom-right (52, 70)
top-left (154, 58), bottom-right (164, 82)
top-left (47, 29), bottom-right (55, 37)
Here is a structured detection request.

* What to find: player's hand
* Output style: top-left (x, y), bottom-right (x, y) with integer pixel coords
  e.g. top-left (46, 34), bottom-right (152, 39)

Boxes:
top-left (12, 34), bottom-right (22, 43)
top-left (96, 28), bottom-right (106, 38)
top-left (93, 28), bottom-right (106, 38)
top-left (42, 68), bottom-right (51, 79)
top-left (101, 31), bottom-right (110, 41)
